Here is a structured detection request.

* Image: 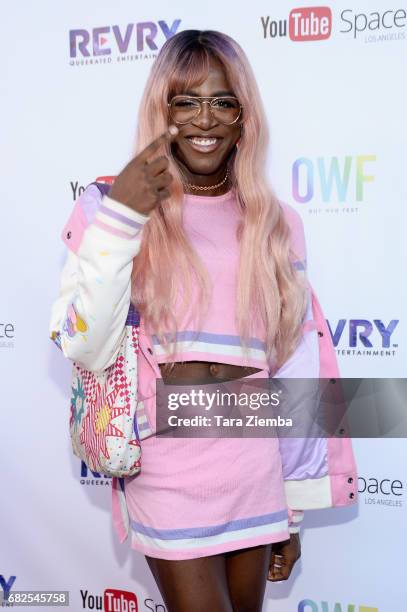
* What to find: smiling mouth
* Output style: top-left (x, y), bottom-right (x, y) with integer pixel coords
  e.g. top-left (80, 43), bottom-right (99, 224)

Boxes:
top-left (185, 136), bottom-right (223, 153)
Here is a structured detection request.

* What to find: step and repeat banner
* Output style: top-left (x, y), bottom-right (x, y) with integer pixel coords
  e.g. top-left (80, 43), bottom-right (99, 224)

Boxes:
top-left (1, 1), bottom-right (406, 610)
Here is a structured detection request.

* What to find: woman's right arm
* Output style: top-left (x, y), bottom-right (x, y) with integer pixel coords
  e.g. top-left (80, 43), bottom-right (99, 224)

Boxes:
top-left (49, 183), bottom-right (150, 372)
top-left (49, 126), bottom-right (179, 373)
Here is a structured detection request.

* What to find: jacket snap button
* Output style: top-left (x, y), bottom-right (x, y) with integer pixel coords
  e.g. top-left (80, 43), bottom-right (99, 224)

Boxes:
top-left (318, 331), bottom-right (323, 337)
top-left (66, 231), bottom-right (72, 239)
top-left (348, 477), bottom-right (353, 483)
top-left (147, 347), bottom-right (153, 354)
top-left (349, 492), bottom-right (354, 498)
top-left (339, 428), bottom-right (345, 434)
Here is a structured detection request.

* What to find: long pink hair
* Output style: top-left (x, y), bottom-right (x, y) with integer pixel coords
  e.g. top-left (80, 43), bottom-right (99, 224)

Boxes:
top-left (130, 29), bottom-right (308, 373)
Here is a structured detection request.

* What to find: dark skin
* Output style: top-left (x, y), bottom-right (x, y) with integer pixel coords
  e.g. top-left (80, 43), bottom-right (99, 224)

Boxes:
top-left (109, 55), bottom-right (301, 611)
top-left (168, 58), bottom-right (240, 196)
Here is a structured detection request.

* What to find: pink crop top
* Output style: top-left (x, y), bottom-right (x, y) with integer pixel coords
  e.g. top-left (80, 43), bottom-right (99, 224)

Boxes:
top-left (144, 188), bottom-right (270, 370)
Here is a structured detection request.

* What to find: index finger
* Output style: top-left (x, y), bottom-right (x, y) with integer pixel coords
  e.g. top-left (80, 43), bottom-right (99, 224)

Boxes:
top-left (137, 124), bottom-right (179, 165)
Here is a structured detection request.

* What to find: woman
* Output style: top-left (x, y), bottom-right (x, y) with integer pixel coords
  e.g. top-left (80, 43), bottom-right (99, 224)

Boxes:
top-left (50, 30), bottom-right (358, 612)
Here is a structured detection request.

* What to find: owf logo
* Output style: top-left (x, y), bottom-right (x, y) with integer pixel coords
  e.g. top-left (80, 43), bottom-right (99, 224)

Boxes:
top-left (298, 602), bottom-right (377, 611)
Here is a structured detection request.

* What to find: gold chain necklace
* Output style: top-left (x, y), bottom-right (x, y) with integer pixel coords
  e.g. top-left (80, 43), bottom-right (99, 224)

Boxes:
top-left (182, 169), bottom-right (229, 191)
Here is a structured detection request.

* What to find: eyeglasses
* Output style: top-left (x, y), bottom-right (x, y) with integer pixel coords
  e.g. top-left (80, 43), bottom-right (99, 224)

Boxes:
top-left (168, 95), bottom-right (243, 126)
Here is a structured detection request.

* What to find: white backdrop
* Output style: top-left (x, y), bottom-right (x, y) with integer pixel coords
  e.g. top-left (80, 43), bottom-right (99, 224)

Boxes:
top-left (1, 1), bottom-right (406, 610)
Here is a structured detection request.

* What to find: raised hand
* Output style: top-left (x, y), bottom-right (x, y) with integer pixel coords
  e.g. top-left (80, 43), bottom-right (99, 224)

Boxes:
top-left (107, 124), bottom-right (179, 216)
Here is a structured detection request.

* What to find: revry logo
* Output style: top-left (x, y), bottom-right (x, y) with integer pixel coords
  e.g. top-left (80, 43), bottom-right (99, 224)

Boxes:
top-left (70, 20), bottom-right (181, 58)
top-left (80, 461), bottom-right (111, 486)
top-left (0, 575), bottom-right (17, 604)
top-left (329, 319), bottom-right (399, 348)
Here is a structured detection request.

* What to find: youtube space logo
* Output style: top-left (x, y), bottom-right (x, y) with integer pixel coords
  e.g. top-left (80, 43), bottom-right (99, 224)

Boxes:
top-left (289, 6), bottom-right (331, 40)
top-left (104, 589), bottom-right (138, 611)
top-left (261, 6), bottom-right (332, 41)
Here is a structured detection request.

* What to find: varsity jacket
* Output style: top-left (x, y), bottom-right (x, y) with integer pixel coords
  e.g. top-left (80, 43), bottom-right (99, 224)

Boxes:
top-left (49, 181), bottom-right (359, 541)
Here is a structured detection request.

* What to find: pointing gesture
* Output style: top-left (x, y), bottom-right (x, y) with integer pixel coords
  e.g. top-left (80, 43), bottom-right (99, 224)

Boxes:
top-left (108, 125), bottom-right (179, 216)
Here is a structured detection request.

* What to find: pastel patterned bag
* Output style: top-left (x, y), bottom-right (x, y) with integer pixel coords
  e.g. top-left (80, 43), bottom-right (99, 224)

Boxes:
top-left (69, 304), bottom-right (143, 477)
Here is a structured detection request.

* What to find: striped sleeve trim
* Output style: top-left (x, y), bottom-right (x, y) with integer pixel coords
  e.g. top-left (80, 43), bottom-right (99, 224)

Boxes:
top-left (93, 194), bottom-right (150, 238)
top-left (302, 287), bottom-right (317, 334)
top-left (292, 258), bottom-right (307, 277)
top-left (292, 258), bottom-right (306, 271)
top-left (288, 509), bottom-right (304, 534)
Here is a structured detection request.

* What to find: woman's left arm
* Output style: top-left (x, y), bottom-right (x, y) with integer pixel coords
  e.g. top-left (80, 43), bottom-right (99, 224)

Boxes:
top-left (271, 202), bottom-right (321, 535)
top-left (272, 282), bottom-right (319, 534)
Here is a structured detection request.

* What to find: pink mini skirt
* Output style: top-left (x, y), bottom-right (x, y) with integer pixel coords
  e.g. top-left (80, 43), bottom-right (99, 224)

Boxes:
top-left (121, 359), bottom-right (291, 561)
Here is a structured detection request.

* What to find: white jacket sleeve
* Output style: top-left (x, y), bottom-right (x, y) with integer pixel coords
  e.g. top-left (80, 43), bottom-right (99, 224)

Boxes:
top-left (49, 183), bottom-right (150, 373)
